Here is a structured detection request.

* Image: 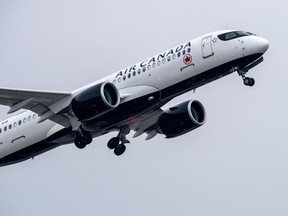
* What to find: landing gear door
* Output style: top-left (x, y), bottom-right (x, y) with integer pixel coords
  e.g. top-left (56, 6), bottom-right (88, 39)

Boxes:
top-left (201, 36), bottom-right (214, 59)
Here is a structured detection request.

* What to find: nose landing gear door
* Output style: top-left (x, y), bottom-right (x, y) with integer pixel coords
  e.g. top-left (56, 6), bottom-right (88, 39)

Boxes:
top-left (201, 36), bottom-right (214, 59)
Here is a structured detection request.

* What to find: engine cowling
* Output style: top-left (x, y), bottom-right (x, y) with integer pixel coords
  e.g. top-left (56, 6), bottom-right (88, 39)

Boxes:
top-left (157, 100), bottom-right (206, 138)
top-left (71, 82), bottom-right (120, 121)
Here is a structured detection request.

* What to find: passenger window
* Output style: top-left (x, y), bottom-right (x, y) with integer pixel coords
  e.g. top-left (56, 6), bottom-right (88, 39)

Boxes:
top-left (9, 124), bottom-right (12, 130)
top-left (4, 126), bottom-right (7, 132)
top-left (123, 75), bottom-right (126, 81)
top-left (143, 67), bottom-right (146, 72)
top-left (138, 69), bottom-right (141, 74)
top-left (182, 50), bottom-right (186, 55)
top-left (128, 73), bottom-right (131, 79)
top-left (133, 71), bottom-right (136, 76)
top-left (118, 77), bottom-right (121, 83)
top-left (147, 65), bottom-right (151, 70)
top-left (177, 52), bottom-right (181, 57)
top-left (162, 59), bottom-right (166, 64)
top-left (172, 54), bottom-right (176, 60)
top-left (13, 122), bottom-right (17, 128)
top-left (18, 120), bottom-right (22, 126)
top-left (23, 118), bottom-right (27, 123)
top-left (167, 56), bottom-right (171, 62)
top-left (0, 128), bottom-right (2, 133)
top-left (187, 48), bottom-right (191, 53)
top-left (28, 116), bottom-right (31, 121)
top-left (113, 80), bottom-right (116, 84)
top-left (157, 61), bottom-right (161, 66)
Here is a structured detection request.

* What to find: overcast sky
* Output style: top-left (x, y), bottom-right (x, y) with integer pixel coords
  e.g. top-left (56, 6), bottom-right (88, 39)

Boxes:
top-left (0, 0), bottom-right (287, 216)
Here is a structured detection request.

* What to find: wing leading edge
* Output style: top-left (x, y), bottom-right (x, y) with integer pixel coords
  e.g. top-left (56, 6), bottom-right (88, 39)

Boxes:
top-left (0, 87), bottom-right (73, 127)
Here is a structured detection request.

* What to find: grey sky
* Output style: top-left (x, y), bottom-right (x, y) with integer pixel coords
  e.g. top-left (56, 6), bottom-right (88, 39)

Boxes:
top-left (0, 0), bottom-right (287, 215)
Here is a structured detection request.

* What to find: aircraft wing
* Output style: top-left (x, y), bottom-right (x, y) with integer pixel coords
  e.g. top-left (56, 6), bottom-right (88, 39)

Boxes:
top-left (130, 109), bottom-right (163, 140)
top-left (0, 87), bottom-right (73, 127)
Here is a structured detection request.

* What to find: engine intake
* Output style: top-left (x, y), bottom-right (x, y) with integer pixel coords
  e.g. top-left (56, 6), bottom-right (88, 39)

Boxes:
top-left (158, 100), bottom-right (206, 138)
top-left (71, 82), bottom-right (120, 121)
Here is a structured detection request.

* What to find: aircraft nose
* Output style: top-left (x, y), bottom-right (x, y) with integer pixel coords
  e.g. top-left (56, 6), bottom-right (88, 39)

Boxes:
top-left (258, 37), bottom-right (269, 53)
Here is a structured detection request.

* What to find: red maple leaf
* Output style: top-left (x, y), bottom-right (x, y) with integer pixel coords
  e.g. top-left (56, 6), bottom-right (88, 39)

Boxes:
top-left (183, 54), bottom-right (192, 65)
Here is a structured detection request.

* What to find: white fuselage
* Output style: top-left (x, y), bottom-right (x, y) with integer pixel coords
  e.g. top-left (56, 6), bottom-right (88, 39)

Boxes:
top-left (74, 30), bottom-right (268, 95)
top-left (0, 30), bottom-right (269, 166)
top-left (0, 111), bottom-right (61, 158)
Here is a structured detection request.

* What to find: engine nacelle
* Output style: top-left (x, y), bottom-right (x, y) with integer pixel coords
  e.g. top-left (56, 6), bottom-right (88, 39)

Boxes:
top-left (157, 100), bottom-right (206, 138)
top-left (71, 82), bottom-right (120, 121)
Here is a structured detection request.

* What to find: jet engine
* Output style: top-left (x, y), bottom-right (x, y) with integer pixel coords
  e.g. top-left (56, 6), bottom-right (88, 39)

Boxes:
top-left (71, 82), bottom-right (120, 121)
top-left (157, 100), bottom-right (206, 138)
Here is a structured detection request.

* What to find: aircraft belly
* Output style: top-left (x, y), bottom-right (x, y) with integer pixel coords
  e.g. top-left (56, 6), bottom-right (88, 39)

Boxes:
top-left (83, 90), bottom-right (162, 132)
top-left (0, 120), bottom-right (56, 159)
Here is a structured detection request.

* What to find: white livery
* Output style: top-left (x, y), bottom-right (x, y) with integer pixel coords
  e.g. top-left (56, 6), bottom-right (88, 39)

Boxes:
top-left (0, 30), bottom-right (269, 166)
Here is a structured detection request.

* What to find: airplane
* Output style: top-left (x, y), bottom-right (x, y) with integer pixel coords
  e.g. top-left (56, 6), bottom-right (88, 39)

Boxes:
top-left (0, 30), bottom-right (269, 167)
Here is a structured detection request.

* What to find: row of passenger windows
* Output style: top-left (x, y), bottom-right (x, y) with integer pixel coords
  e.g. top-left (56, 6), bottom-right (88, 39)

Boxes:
top-left (113, 47), bottom-right (191, 84)
top-left (0, 114), bottom-right (37, 134)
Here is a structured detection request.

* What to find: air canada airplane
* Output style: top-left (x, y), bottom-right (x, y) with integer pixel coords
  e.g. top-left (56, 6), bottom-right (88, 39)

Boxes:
top-left (0, 30), bottom-right (269, 166)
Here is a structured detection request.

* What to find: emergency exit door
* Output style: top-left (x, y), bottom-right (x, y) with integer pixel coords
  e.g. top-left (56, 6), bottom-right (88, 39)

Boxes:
top-left (201, 36), bottom-right (214, 58)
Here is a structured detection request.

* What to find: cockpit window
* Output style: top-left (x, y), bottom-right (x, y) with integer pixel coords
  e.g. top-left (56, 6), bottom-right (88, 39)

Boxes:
top-left (218, 31), bottom-right (253, 41)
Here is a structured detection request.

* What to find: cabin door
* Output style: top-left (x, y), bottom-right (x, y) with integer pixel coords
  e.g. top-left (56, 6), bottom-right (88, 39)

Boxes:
top-left (201, 36), bottom-right (214, 58)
